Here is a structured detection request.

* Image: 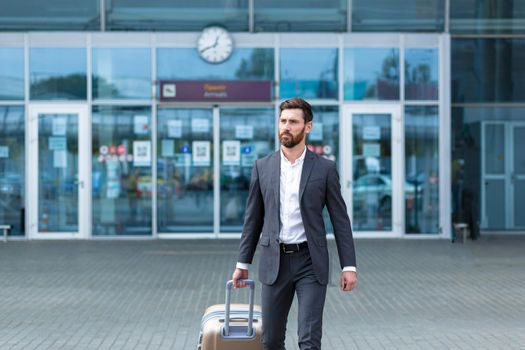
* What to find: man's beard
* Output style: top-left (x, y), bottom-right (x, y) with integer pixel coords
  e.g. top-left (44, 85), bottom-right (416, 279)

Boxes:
top-left (279, 126), bottom-right (306, 148)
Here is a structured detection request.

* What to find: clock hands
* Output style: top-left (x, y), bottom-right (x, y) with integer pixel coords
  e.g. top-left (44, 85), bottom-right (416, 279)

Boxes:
top-left (199, 36), bottom-right (220, 54)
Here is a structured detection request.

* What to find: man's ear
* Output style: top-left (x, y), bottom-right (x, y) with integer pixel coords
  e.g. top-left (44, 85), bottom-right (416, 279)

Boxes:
top-left (305, 121), bottom-right (313, 134)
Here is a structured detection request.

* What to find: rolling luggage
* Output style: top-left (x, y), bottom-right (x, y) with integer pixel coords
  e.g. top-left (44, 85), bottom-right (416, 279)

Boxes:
top-left (197, 279), bottom-right (263, 350)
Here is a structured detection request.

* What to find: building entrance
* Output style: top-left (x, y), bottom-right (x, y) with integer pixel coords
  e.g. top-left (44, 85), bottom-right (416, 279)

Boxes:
top-left (342, 105), bottom-right (404, 237)
top-left (482, 122), bottom-right (525, 230)
top-left (28, 104), bottom-right (90, 239)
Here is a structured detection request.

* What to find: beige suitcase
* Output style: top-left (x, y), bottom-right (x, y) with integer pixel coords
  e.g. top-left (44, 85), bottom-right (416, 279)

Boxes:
top-left (197, 280), bottom-right (263, 350)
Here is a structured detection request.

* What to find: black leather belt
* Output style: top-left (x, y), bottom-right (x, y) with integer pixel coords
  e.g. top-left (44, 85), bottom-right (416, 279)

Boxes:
top-left (280, 241), bottom-right (308, 254)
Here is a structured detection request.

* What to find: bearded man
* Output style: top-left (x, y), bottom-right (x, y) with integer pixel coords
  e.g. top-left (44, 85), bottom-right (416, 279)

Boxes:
top-left (232, 97), bottom-right (357, 350)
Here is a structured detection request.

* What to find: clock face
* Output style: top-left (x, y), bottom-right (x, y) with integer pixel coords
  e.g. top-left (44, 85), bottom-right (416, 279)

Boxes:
top-left (197, 26), bottom-right (234, 64)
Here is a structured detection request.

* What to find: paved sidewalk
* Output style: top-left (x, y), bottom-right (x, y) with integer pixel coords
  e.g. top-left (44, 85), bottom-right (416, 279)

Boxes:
top-left (1, 235), bottom-right (525, 350)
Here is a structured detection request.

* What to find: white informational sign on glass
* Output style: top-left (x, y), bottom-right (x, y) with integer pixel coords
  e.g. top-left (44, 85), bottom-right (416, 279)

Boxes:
top-left (52, 117), bottom-right (67, 136)
top-left (53, 150), bottom-right (67, 168)
top-left (134, 115), bottom-right (149, 135)
top-left (49, 137), bottom-right (67, 151)
top-left (363, 126), bottom-right (381, 140)
top-left (161, 139), bottom-right (175, 157)
top-left (191, 118), bottom-right (210, 133)
top-left (235, 125), bottom-right (254, 139)
top-left (222, 140), bottom-right (241, 166)
top-left (168, 120), bottom-right (182, 138)
top-left (192, 141), bottom-right (211, 166)
top-left (0, 146), bottom-right (9, 158)
top-left (133, 141), bottom-right (151, 166)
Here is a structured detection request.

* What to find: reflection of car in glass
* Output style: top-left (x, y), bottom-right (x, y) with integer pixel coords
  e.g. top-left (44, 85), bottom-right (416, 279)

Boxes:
top-left (135, 176), bottom-right (174, 198)
top-left (136, 176), bottom-right (152, 197)
top-left (353, 174), bottom-right (420, 213)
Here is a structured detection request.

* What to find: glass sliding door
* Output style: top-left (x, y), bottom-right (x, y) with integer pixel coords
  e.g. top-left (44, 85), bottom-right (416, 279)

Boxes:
top-left (405, 106), bottom-right (440, 234)
top-left (342, 105), bottom-right (403, 236)
top-left (157, 109), bottom-right (214, 233)
top-left (28, 105), bottom-right (89, 239)
top-left (481, 122), bottom-right (525, 230)
top-left (219, 108), bottom-right (275, 233)
top-left (92, 106), bottom-right (152, 236)
top-left (0, 106), bottom-right (25, 237)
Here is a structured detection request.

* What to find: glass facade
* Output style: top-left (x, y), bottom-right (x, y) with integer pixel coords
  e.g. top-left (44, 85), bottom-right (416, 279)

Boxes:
top-left (280, 48), bottom-right (338, 100)
top-left (352, 0), bottom-right (444, 32)
top-left (38, 113), bottom-right (79, 233)
top-left (0, 48), bottom-right (24, 100)
top-left (352, 113), bottom-right (392, 231)
top-left (452, 107), bottom-right (525, 232)
top-left (308, 106), bottom-right (340, 234)
top-left (450, 0), bottom-right (525, 34)
top-left (7, 0), bottom-right (525, 239)
top-left (156, 108), bottom-right (214, 233)
top-left (106, 0), bottom-right (249, 32)
top-left (405, 48), bottom-right (439, 100)
top-left (254, 0), bottom-right (347, 32)
top-left (0, 106), bottom-right (25, 236)
top-left (220, 108), bottom-right (275, 232)
top-left (452, 39), bottom-right (525, 103)
top-left (92, 48), bottom-right (152, 100)
top-left (92, 106), bottom-right (152, 236)
top-left (30, 48), bottom-right (87, 100)
top-left (344, 48), bottom-right (399, 100)
top-left (405, 106), bottom-right (439, 234)
top-left (0, 1), bottom-right (100, 31)
top-left (157, 48), bottom-right (274, 81)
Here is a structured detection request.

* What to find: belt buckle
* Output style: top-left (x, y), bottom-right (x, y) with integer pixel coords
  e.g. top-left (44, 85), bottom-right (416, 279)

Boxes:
top-left (282, 243), bottom-right (299, 254)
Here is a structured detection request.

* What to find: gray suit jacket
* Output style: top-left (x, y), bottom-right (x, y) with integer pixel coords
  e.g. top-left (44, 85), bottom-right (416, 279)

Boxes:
top-left (237, 149), bottom-right (356, 286)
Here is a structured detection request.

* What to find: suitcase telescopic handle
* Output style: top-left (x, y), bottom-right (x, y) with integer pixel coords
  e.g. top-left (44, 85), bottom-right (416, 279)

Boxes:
top-left (224, 279), bottom-right (255, 337)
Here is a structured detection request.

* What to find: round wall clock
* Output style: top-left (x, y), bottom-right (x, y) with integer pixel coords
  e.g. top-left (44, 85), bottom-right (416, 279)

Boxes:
top-left (197, 26), bottom-right (234, 64)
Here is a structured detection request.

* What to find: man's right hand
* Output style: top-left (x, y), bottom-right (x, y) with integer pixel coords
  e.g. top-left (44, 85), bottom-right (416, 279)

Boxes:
top-left (232, 268), bottom-right (249, 288)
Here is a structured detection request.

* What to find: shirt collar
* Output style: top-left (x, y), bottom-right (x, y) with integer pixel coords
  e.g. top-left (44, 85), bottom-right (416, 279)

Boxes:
top-left (280, 146), bottom-right (307, 166)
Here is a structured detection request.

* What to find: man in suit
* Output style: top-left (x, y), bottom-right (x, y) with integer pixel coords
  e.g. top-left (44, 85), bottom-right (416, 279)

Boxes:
top-left (232, 97), bottom-right (357, 350)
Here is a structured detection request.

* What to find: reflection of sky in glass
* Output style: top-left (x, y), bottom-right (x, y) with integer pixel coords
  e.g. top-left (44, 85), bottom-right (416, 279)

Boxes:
top-left (92, 48), bottom-right (151, 99)
top-left (0, 48), bottom-right (24, 100)
top-left (280, 48), bottom-right (338, 99)
top-left (30, 48), bottom-right (86, 82)
top-left (157, 48), bottom-right (273, 81)
top-left (280, 48), bottom-right (337, 80)
top-left (405, 49), bottom-right (438, 82)
top-left (405, 48), bottom-right (438, 100)
top-left (344, 48), bottom-right (399, 100)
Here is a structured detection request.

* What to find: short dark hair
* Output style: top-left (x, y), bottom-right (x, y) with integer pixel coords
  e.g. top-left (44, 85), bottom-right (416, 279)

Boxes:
top-left (279, 97), bottom-right (313, 124)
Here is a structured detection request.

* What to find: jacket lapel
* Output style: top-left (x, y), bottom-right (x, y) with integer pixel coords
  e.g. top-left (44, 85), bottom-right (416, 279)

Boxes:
top-left (271, 151), bottom-right (280, 216)
top-left (299, 150), bottom-right (316, 201)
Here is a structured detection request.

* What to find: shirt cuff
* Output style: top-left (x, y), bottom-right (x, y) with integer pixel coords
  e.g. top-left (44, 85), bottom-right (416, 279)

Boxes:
top-left (343, 266), bottom-right (357, 273)
top-left (236, 262), bottom-right (250, 270)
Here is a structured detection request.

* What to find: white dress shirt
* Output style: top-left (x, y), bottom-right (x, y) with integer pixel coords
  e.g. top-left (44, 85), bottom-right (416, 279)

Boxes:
top-left (237, 147), bottom-right (356, 273)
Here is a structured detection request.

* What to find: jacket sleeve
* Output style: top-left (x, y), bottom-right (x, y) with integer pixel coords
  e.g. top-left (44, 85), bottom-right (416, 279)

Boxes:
top-left (237, 159), bottom-right (265, 264)
top-left (325, 161), bottom-right (357, 269)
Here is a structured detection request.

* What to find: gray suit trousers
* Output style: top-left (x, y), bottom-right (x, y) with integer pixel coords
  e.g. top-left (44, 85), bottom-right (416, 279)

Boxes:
top-left (261, 247), bottom-right (327, 350)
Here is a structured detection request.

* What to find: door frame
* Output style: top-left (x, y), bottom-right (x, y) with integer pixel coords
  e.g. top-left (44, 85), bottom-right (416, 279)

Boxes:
top-left (342, 104), bottom-right (404, 238)
top-left (511, 123), bottom-right (525, 229)
top-left (482, 121), bottom-right (525, 230)
top-left (27, 104), bottom-right (91, 239)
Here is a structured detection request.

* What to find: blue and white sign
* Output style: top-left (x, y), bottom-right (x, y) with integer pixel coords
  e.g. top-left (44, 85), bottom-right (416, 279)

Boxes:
top-left (0, 146), bottom-right (8, 158)
top-left (49, 137), bottom-right (67, 151)
top-left (235, 125), bottom-right (254, 140)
